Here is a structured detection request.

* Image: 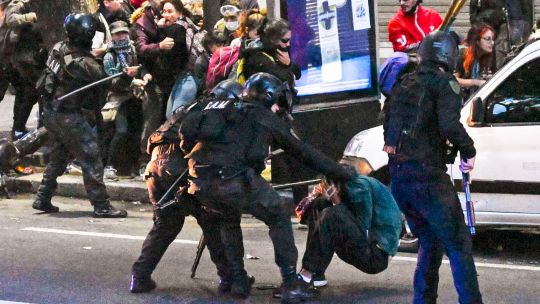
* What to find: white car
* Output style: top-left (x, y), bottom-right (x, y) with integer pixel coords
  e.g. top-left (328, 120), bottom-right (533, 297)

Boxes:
top-left (343, 39), bottom-right (540, 249)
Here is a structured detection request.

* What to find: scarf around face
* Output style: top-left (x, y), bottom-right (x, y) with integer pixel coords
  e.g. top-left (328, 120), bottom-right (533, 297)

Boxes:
top-left (110, 39), bottom-right (132, 69)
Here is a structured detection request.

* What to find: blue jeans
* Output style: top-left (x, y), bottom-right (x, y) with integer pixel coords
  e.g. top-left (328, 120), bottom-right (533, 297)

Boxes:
top-left (166, 72), bottom-right (198, 118)
top-left (390, 163), bottom-right (483, 304)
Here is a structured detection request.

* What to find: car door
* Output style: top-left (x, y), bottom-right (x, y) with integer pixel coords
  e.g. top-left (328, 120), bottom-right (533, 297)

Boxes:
top-left (454, 54), bottom-right (540, 219)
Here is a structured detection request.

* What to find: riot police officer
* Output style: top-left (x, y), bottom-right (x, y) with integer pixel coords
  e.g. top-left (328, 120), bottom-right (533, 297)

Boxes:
top-left (31, 13), bottom-right (127, 218)
top-left (179, 72), bottom-right (353, 303)
top-left (130, 80), bottom-right (245, 294)
top-left (384, 31), bottom-right (483, 304)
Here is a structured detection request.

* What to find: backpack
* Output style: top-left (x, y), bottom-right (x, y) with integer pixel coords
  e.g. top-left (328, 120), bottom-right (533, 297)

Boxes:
top-left (206, 45), bottom-right (240, 90)
top-left (177, 17), bottom-right (206, 69)
top-left (378, 52), bottom-right (409, 97)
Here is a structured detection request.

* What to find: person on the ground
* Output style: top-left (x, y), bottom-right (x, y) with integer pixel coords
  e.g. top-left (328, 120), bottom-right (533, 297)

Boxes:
top-left (31, 13), bottom-right (128, 218)
top-left (295, 170), bottom-right (402, 290)
top-left (455, 23), bottom-right (496, 101)
top-left (388, 0), bottom-right (442, 52)
top-left (130, 80), bottom-right (247, 294)
top-left (178, 72), bottom-right (353, 303)
top-left (102, 20), bottom-right (150, 180)
top-left (159, 0), bottom-right (199, 118)
top-left (0, 0), bottom-right (46, 140)
top-left (383, 31), bottom-right (483, 304)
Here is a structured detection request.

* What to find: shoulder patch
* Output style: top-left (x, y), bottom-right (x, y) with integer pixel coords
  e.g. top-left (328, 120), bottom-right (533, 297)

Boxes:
top-left (449, 80), bottom-right (461, 95)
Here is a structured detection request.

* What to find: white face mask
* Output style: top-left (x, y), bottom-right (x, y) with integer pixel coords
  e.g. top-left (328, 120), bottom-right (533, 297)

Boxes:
top-left (225, 21), bottom-right (239, 31)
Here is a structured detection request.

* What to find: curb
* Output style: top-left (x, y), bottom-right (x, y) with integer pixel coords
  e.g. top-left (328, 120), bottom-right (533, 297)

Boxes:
top-left (7, 173), bottom-right (150, 203)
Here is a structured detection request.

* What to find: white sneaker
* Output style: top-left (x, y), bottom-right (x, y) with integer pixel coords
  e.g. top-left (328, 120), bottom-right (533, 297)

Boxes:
top-left (104, 166), bottom-right (119, 181)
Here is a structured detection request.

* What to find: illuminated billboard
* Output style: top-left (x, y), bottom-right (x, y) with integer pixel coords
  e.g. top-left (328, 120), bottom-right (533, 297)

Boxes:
top-left (287, 0), bottom-right (378, 104)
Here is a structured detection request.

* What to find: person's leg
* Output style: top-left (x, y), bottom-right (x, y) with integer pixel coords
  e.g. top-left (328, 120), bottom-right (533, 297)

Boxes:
top-left (106, 105), bottom-right (128, 168)
top-left (12, 81), bottom-right (38, 138)
top-left (140, 84), bottom-right (165, 160)
top-left (32, 111), bottom-right (69, 212)
top-left (422, 177), bottom-right (483, 304)
top-left (166, 73), bottom-right (198, 118)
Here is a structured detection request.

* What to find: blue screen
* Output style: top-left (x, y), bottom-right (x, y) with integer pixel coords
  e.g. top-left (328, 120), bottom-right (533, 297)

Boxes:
top-left (287, 0), bottom-right (375, 97)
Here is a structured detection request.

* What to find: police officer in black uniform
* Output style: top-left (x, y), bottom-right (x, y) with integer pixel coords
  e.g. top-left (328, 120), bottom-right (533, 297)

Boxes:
top-left (383, 31), bottom-right (483, 304)
top-left (130, 80), bottom-right (246, 294)
top-left (179, 72), bottom-right (353, 303)
top-left (31, 13), bottom-right (127, 218)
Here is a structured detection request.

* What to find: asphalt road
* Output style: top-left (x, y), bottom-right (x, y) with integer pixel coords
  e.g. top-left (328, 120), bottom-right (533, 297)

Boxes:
top-left (1, 194), bottom-right (539, 304)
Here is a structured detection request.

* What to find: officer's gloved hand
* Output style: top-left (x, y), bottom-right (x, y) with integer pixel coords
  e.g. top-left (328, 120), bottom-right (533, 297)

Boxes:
top-left (459, 157), bottom-right (475, 173)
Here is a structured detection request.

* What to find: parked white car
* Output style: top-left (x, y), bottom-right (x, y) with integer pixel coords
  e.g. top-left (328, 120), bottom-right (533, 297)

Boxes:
top-left (343, 39), bottom-right (540, 248)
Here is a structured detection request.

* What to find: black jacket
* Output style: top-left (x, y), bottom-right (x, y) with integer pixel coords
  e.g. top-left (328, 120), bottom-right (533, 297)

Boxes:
top-left (179, 100), bottom-right (350, 180)
top-left (384, 61), bottom-right (476, 170)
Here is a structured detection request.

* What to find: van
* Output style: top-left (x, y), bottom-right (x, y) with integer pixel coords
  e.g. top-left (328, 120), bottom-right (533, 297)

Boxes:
top-left (343, 39), bottom-right (540, 248)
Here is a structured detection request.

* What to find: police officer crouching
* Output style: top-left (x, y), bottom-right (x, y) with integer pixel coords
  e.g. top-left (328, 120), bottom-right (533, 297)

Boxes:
top-left (179, 72), bottom-right (353, 303)
top-left (31, 13), bottom-right (127, 218)
top-left (130, 80), bottom-right (249, 295)
top-left (384, 31), bottom-right (483, 304)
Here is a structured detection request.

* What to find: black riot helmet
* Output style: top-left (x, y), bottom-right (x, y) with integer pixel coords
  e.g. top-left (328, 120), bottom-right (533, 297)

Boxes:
top-left (417, 30), bottom-right (460, 71)
top-left (64, 13), bottom-right (98, 49)
top-left (211, 79), bottom-right (243, 100)
top-left (242, 72), bottom-right (291, 109)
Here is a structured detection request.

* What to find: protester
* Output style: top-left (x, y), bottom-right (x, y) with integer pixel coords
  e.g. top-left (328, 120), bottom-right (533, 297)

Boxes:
top-left (160, 0), bottom-right (200, 118)
top-left (193, 30), bottom-right (227, 94)
top-left (214, 2), bottom-right (241, 45)
top-left (92, 0), bottom-right (131, 58)
top-left (230, 8), bottom-right (265, 48)
top-left (388, 0), bottom-right (442, 52)
top-left (102, 20), bottom-right (150, 180)
top-left (296, 170), bottom-right (401, 289)
top-left (455, 23), bottom-right (496, 101)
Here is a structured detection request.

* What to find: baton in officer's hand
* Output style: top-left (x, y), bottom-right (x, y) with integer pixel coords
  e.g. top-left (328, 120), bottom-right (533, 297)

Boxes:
top-left (462, 172), bottom-right (476, 235)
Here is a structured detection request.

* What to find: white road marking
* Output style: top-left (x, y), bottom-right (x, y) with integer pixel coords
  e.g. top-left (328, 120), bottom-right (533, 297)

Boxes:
top-left (0, 301), bottom-right (35, 304)
top-left (21, 227), bottom-right (198, 245)
top-left (392, 256), bottom-right (540, 272)
top-left (21, 227), bottom-right (540, 272)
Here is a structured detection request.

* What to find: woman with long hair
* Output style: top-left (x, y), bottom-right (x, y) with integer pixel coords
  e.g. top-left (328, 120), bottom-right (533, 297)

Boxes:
top-left (455, 23), bottom-right (496, 100)
top-left (230, 8), bottom-right (266, 48)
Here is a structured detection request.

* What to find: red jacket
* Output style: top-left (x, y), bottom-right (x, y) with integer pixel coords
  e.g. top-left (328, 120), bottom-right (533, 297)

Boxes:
top-left (388, 5), bottom-right (442, 52)
top-left (131, 0), bottom-right (146, 8)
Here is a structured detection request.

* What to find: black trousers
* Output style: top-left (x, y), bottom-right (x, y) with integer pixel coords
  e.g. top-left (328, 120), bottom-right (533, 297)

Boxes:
top-left (36, 108), bottom-right (108, 206)
top-left (193, 172), bottom-right (299, 285)
top-left (302, 202), bottom-right (389, 276)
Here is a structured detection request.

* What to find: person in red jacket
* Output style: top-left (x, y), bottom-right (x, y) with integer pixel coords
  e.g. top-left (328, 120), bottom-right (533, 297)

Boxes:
top-left (388, 0), bottom-right (442, 52)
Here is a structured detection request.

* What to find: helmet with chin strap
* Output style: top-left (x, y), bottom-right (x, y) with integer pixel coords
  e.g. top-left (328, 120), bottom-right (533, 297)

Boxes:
top-left (64, 13), bottom-right (98, 49)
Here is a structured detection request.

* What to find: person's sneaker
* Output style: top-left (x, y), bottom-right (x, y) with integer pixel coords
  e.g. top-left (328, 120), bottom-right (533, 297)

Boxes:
top-left (129, 275), bottom-right (156, 293)
top-left (93, 204), bottom-right (128, 218)
top-left (280, 275), bottom-right (319, 304)
top-left (11, 129), bottom-right (28, 141)
top-left (312, 273), bottom-right (328, 287)
top-left (104, 166), bottom-right (119, 181)
top-left (32, 199), bottom-right (59, 213)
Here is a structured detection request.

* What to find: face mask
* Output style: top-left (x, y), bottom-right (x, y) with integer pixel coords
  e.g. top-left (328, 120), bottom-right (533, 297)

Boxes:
top-left (225, 21), bottom-right (239, 31)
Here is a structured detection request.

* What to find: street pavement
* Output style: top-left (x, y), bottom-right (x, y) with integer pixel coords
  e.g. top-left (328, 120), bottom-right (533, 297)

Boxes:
top-left (1, 194), bottom-right (539, 304)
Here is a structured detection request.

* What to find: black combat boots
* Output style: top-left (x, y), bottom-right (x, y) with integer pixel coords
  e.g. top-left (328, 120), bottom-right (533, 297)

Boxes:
top-left (32, 198), bottom-right (59, 213)
top-left (129, 275), bottom-right (156, 293)
top-left (218, 274), bottom-right (255, 296)
top-left (93, 202), bottom-right (128, 218)
top-left (280, 274), bottom-right (319, 304)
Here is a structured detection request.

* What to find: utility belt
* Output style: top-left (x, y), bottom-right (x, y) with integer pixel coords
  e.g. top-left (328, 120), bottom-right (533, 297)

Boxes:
top-left (190, 162), bottom-right (248, 181)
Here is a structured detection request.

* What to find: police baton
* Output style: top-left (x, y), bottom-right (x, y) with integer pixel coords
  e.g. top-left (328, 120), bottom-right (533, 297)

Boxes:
top-left (156, 168), bottom-right (189, 210)
top-left (462, 172), bottom-right (476, 235)
top-left (190, 178), bottom-right (322, 278)
top-left (57, 65), bottom-right (142, 102)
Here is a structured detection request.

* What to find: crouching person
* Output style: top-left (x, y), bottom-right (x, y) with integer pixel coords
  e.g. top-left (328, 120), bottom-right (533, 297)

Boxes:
top-left (297, 168), bottom-right (402, 285)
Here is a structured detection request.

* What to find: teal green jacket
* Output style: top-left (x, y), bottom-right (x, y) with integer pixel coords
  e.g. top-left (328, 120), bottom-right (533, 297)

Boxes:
top-left (345, 174), bottom-right (402, 256)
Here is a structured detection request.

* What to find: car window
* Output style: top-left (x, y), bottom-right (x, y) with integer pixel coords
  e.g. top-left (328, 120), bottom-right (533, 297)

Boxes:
top-left (485, 58), bottom-right (540, 124)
